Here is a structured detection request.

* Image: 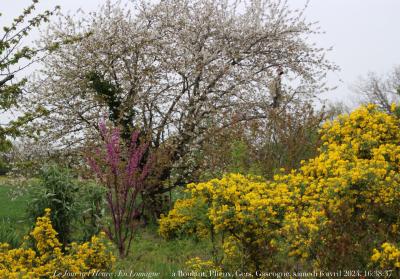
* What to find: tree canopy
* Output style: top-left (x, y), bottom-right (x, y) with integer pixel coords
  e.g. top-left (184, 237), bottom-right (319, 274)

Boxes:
top-left (0, 0), bottom-right (58, 173)
top-left (20, 0), bottom-right (336, 192)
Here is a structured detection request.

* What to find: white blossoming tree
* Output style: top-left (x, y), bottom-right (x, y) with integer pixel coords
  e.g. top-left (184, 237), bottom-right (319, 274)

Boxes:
top-left (21, 0), bottom-right (336, 209)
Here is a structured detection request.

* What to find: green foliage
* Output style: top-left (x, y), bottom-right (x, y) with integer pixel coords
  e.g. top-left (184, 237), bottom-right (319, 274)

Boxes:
top-left (160, 105), bottom-right (400, 272)
top-left (114, 226), bottom-right (213, 276)
top-left (0, 1), bottom-right (59, 166)
top-left (197, 103), bottom-right (324, 181)
top-left (76, 180), bottom-right (107, 241)
top-left (0, 0), bottom-right (58, 106)
top-left (0, 127), bottom-right (13, 174)
top-left (229, 140), bottom-right (249, 174)
top-left (0, 218), bottom-right (22, 248)
top-left (86, 71), bottom-right (136, 141)
top-left (0, 151), bottom-right (11, 175)
top-left (0, 179), bottom-right (29, 222)
top-left (393, 104), bottom-right (400, 118)
top-left (26, 166), bottom-right (108, 245)
top-left (27, 166), bottom-right (78, 246)
top-left (0, 179), bottom-right (30, 248)
top-left (87, 71), bottom-right (122, 122)
top-left (0, 164), bottom-right (9, 176)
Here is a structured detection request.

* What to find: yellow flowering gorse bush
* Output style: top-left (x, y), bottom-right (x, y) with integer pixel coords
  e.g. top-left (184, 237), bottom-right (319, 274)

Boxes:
top-left (160, 104), bottom-right (400, 272)
top-left (159, 197), bottom-right (210, 240)
top-left (371, 242), bottom-right (400, 269)
top-left (0, 208), bottom-right (115, 278)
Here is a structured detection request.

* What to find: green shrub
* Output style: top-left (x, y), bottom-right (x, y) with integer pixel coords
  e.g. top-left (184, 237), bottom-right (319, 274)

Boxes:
top-left (27, 165), bottom-right (78, 246)
top-left (26, 165), bottom-right (108, 245)
top-left (76, 180), bottom-right (107, 241)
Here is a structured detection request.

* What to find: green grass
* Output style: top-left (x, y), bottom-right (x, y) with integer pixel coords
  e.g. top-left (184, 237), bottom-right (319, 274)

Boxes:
top-left (0, 178), bottom-right (29, 222)
top-left (0, 176), bottom-right (31, 246)
top-left (114, 226), bottom-right (213, 279)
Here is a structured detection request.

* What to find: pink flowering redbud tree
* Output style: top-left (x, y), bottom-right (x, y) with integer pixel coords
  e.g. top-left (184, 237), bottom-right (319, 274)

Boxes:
top-left (87, 121), bottom-right (153, 258)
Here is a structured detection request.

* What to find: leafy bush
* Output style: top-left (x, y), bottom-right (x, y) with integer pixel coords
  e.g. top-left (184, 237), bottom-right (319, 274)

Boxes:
top-left (160, 173), bottom-right (287, 271)
top-left (0, 208), bottom-right (115, 278)
top-left (0, 160), bottom-right (10, 176)
top-left (27, 166), bottom-right (78, 246)
top-left (27, 166), bottom-right (108, 245)
top-left (160, 104), bottom-right (400, 273)
top-left (76, 180), bottom-right (107, 241)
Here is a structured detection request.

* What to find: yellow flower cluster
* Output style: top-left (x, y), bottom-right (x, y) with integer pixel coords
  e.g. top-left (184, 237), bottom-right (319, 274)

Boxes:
top-left (159, 197), bottom-right (210, 239)
top-left (185, 257), bottom-right (221, 272)
top-left (160, 104), bottom-right (400, 271)
top-left (160, 173), bottom-right (293, 270)
top-left (0, 208), bottom-right (115, 278)
top-left (371, 242), bottom-right (400, 269)
top-left (284, 104), bottom-right (400, 267)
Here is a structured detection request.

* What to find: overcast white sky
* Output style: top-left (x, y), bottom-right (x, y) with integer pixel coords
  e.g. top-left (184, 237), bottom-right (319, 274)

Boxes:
top-left (2, 0), bottom-right (400, 108)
